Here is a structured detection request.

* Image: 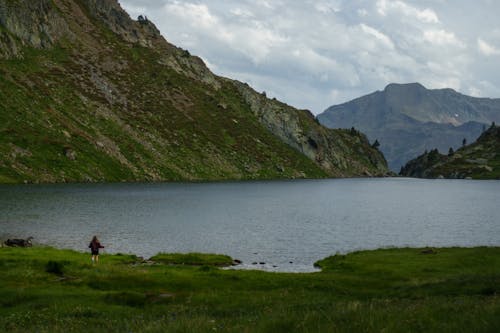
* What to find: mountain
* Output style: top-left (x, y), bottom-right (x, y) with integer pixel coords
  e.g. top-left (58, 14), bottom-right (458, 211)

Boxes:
top-left (317, 83), bottom-right (500, 171)
top-left (0, 0), bottom-right (388, 183)
top-left (400, 124), bottom-right (500, 179)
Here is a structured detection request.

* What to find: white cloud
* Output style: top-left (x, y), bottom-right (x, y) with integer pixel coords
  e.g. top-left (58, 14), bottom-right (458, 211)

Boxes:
top-left (468, 86), bottom-right (482, 97)
top-left (161, 1), bottom-right (287, 64)
top-left (477, 38), bottom-right (500, 56)
top-left (254, 0), bottom-right (276, 9)
top-left (314, 1), bottom-right (341, 14)
top-left (423, 29), bottom-right (465, 48)
top-left (230, 8), bottom-right (254, 18)
top-left (360, 24), bottom-right (395, 50)
top-left (376, 0), bottom-right (439, 23)
top-left (427, 77), bottom-right (461, 91)
top-left (120, 0), bottom-right (500, 114)
top-left (163, 2), bottom-right (218, 30)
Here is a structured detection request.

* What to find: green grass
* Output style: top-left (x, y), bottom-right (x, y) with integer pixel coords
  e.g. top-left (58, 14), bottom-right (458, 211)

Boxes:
top-left (151, 253), bottom-right (233, 266)
top-left (0, 246), bottom-right (498, 332)
top-left (0, 0), bottom-right (389, 184)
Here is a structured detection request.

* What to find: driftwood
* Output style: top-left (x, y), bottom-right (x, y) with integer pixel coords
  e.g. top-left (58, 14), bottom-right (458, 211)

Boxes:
top-left (4, 237), bottom-right (33, 247)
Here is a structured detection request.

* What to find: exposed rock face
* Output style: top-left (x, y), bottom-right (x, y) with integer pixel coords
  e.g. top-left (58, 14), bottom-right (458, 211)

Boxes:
top-left (0, 0), bottom-right (69, 52)
top-left (400, 125), bottom-right (500, 179)
top-left (233, 81), bottom-right (388, 176)
top-left (0, 0), bottom-right (388, 183)
top-left (318, 83), bottom-right (500, 171)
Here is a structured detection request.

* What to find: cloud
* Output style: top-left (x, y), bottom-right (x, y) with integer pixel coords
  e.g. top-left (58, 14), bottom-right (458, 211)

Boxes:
top-left (423, 29), bottom-right (465, 48)
top-left (477, 38), bottom-right (500, 56)
top-left (376, 0), bottom-right (439, 23)
top-left (357, 8), bottom-right (368, 17)
top-left (314, 0), bottom-right (341, 14)
top-left (230, 8), bottom-right (254, 18)
top-left (359, 24), bottom-right (395, 50)
top-left (160, 1), bottom-right (289, 64)
top-left (120, 0), bottom-right (500, 114)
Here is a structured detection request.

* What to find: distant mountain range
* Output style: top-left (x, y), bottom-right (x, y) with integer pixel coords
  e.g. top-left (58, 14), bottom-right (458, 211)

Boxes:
top-left (400, 124), bottom-right (500, 179)
top-left (0, 0), bottom-right (388, 183)
top-left (317, 83), bottom-right (500, 171)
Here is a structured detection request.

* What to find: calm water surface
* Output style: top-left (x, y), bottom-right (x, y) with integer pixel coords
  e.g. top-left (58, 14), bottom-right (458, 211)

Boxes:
top-left (1, 178), bottom-right (499, 272)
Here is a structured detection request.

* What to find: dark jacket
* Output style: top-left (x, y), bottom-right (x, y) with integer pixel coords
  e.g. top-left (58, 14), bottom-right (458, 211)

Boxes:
top-left (89, 241), bottom-right (104, 254)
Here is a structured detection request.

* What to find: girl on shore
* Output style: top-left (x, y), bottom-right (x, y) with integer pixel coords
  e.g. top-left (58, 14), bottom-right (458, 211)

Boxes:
top-left (89, 235), bottom-right (104, 263)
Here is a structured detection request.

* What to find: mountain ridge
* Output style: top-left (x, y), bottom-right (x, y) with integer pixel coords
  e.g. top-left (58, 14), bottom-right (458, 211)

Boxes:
top-left (318, 82), bottom-right (500, 171)
top-left (0, 0), bottom-right (388, 183)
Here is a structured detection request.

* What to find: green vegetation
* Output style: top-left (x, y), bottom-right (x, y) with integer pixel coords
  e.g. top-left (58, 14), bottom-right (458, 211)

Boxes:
top-left (1, 246), bottom-right (499, 332)
top-left (150, 253), bottom-right (233, 266)
top-left (0, 0), bottom-right (388, 184)
top-left (400, 125), bottom-right (500, 179)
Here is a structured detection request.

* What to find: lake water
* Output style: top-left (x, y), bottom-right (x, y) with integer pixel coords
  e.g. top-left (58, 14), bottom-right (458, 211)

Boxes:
top-left (1, 178), bottom-right (499, 272)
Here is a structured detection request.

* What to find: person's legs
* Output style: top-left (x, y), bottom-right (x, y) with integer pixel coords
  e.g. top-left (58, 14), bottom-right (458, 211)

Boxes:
top-left (96, 255), bottom-right (99, 263)
top-left (91, 255), bottom-right (95, 263)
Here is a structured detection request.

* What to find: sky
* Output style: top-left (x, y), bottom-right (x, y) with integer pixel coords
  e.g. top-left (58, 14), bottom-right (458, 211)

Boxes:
top-left (120, 0), bottom-right (500, 115)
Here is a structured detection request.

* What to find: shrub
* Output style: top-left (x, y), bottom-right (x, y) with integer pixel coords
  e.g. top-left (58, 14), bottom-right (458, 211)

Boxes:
top-left (45, 260), bottom-right (65, 276)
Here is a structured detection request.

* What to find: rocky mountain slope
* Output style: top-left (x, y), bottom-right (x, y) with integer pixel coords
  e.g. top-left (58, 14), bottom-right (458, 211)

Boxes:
top-left (0, 0), bottom-right (388, 183)
top-left (400, 124), bottom-right (500, 179)
top-left (317, 83), bottom-right (500, 171)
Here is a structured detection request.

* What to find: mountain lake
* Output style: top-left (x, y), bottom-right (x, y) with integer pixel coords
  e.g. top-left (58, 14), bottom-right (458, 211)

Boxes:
top-left (1, 178), bottom-right (499, 272)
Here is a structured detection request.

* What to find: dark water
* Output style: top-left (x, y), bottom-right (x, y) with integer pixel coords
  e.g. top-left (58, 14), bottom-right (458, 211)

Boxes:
top-left (1, 178), bottom-right (499, 272)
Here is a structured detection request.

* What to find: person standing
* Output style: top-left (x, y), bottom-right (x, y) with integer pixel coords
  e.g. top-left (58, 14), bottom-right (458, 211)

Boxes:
top-left (89, 235), bottom-right (104, 264)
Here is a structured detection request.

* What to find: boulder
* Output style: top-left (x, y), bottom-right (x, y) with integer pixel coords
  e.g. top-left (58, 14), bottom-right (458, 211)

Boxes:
top-left (4, 236), bottom-right (33, 247)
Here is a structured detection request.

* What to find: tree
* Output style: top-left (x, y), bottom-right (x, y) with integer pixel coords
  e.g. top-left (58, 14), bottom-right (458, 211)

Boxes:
top-left (372, 139), bottom-right (380, 149)
top-left (462, 138), bottom-right (467, 146)
top-left (448, 147), bottom-right (454, 156)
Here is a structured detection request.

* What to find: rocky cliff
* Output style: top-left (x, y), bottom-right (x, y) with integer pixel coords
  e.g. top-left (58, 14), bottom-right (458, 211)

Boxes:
top-left (0, 0), bottom-right (388, 183)
top-left (400, 124), bottom-right (500, 179)
top-left (318, 83), bottom-right (499, 171)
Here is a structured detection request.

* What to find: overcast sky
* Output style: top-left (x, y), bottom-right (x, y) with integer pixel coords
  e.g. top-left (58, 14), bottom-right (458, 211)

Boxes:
top-left (120, 0), bottom-right (500, 115)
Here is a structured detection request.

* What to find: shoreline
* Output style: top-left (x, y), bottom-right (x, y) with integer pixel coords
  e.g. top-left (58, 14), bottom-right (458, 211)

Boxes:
top-left (3, 243), bottom-right (500, 272)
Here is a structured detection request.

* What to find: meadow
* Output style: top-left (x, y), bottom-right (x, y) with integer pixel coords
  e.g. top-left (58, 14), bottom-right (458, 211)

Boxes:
top-left (1, 246), bottom-right (499, 332)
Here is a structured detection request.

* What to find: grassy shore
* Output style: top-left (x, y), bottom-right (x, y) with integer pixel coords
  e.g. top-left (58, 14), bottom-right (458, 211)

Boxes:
top-left (0, 246), bottom-right (499, 332)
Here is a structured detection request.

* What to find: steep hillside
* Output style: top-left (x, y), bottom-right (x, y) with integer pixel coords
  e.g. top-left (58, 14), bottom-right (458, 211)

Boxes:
top-left (0, 0), bottom-right (388, 183)
top-left (317, 83), bottom-right (499, 171)
top-left (400, 124), bottom-right (500, 179)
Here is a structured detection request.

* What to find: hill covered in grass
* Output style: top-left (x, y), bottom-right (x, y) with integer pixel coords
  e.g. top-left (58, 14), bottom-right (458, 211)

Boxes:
top-left (0, 246), bottom-right (498, 332)
top-left (0, 0), bottom-right (388, 183)
top-left (400, 124), bottom-right (500, 179)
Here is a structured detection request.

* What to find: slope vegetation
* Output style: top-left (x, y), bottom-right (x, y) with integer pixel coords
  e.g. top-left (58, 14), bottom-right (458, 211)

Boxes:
top-left (400, 124), bottom-right (500, 179)
top-left (0, 0), bottom-right (388, 183)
